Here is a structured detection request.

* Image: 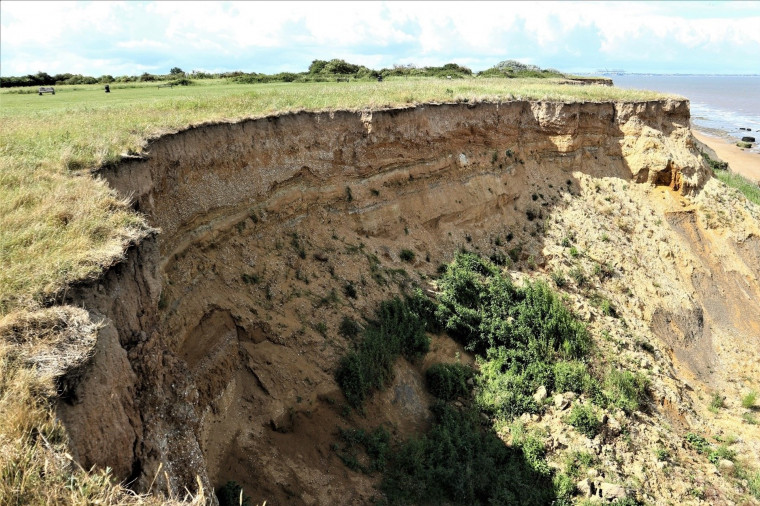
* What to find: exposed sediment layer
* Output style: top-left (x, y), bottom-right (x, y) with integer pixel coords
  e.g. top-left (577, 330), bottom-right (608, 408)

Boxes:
top-left (58, 99), bottom-right (717, 502)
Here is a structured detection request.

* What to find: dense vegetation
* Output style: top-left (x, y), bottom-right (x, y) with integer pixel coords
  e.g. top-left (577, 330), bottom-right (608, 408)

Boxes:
top-left (335, 297), bottom-right (429, 407)
top-left (333, 251), bottom-right (656, 503)
top-left (1, 59), bottom-right (565, 88)
top-left (435, 253), bottom-right (593, 418)
top-left (381, 402), bottom-right (558, 505)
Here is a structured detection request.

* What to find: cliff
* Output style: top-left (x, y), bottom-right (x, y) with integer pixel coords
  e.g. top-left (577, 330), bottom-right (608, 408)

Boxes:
top-left (54, 100), bottom-right (760, 504)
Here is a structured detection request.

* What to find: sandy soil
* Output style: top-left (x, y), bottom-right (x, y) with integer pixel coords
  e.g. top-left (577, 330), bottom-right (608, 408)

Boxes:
top-left (693, 129), bottom-right (760, 183)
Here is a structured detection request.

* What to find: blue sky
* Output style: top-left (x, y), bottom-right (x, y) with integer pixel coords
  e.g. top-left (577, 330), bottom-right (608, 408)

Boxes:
top-left (2, 1), bottom-right (759, 76)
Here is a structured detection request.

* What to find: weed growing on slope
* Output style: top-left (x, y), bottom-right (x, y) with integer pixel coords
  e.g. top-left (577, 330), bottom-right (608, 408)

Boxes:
top-left (335, 426), bottom-right (390, 474)
top-left (603, 369), bottom-right (649, 414)
top-left (381, 403), bottom-right (557, 505)
top-left (741, 390), bottom-right (757, 409)
top-left (335, 297), bottom-right (429, 407)
top-left (425, 363), bottom-right (474, 401)
top-left (567, 402), bottom-right (602, 438)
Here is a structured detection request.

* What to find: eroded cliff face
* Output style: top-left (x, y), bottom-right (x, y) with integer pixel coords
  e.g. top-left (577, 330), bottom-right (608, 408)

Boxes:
top-left (55, 99), bottom-right (760, 504)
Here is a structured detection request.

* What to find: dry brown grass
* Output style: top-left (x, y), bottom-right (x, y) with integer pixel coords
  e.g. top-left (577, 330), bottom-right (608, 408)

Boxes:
top-left (0, 307), bottom-right (214, 505)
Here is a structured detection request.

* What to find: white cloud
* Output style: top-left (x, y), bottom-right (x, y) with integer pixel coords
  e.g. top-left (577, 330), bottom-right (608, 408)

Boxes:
top-left (1, 0), bottom-right (759, 76)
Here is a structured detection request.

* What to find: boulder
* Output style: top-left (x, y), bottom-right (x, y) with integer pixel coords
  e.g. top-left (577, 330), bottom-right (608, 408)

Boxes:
top-left (534, 385), bottom-right (548, 403)
top-left (741, 136), bottom-right (756, 142)
top-left (577, 478), bottom-right (594, 497)
top-left (599, 482), bottom-right (627, 500)
top-left (717, 459), bottom-right (735, 475)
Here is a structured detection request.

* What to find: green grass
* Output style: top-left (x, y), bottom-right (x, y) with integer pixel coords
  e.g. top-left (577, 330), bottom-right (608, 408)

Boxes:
top-left (714, 170), bottom-right (760, 206)
top-left (566, 402), bottom-right (602, 438)
top-left (0, 78), bottom-right (670, 315)
top-left (742, 390), bottom-right (757, 409)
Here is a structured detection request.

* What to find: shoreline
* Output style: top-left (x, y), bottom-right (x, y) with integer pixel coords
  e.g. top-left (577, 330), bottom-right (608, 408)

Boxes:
top-left (692, 129), bottom-right (760, 183)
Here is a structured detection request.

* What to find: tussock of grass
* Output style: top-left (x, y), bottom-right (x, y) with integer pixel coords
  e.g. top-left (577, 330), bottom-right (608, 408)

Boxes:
top-left (714, 170), bottom-right (760, 206)
top-left (1, 78), bottom-right (670, 315)
top-left (0, 325), bottom-right (208, 505)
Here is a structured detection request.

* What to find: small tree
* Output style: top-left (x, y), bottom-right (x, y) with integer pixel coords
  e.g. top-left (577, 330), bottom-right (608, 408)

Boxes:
top-left (308, 59), bottom-right (328, 74)
top-left (169, 67), bottom-right (184, 75)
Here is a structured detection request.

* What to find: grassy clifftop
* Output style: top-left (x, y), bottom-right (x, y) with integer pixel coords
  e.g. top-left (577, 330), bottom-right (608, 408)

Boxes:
top-left (0, 78), bottom-right (671, 315)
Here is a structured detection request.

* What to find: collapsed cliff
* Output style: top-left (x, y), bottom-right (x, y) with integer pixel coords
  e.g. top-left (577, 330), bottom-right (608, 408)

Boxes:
top-left (55, 99), bottom-right (759, 504)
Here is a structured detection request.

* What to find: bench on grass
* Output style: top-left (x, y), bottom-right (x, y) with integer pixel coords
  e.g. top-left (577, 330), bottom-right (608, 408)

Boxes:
top-left (157, 83), bottom-right (174, 89)
top-left (38, 87), bottom-right (55, 95)
top-left (336, 77), bottom-right (349, 82)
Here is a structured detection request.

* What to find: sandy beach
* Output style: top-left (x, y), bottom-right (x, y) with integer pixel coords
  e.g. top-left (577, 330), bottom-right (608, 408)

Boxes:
top-left (692, 130), bottom-right (760, 183)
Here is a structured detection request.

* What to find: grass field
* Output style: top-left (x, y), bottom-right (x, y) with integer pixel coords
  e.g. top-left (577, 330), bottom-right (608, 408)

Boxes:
top-left (0, 77), bottom-right (672, 315)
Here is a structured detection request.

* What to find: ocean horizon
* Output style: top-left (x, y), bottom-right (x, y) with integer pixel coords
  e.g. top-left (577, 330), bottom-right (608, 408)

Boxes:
top-left (608, 74), bottom-right (760, 154)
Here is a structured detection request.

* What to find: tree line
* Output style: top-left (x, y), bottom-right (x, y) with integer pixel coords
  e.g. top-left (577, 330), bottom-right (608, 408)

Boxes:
top-left (1, 59), bottom-right (565, 88)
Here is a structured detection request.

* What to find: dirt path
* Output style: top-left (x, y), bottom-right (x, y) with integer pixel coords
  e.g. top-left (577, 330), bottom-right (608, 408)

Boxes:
top-left (692, 129), bottom-right (760, 183)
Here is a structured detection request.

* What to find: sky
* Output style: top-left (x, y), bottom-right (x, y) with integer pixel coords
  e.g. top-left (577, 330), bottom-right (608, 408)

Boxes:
top-left (2, 1), bottom-right (759, 77)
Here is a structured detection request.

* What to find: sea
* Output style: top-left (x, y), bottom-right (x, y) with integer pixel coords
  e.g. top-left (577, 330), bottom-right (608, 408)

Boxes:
top-left (609, 74), bottom-right (760, 153)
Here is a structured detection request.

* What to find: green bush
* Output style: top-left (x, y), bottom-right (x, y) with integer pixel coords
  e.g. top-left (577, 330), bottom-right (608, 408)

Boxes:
top-left (551, 269), bottom-right (567, 287)
top-left (335, 297), bottom-right (429, 407)
top-left (335, 426), bottom-right (390, 474)
top-left (685, 432), bottom-right (711, 454)
top-left (381, 403), bottom-right (557, 505)
top-left (553, 361), bottom-right (598, 396)
top-left (433, 252), bottom-right (591, 420)
top-left (710, 393), bottom-right (725, 411)
top-left (603, 369), bottom-right (649, 413)
top-left (563, 450), bottom-right (596, 479)
top-left (426, 363), bottom-right (474, 401)
top-left (343, 281), bottom-right (357, 299)
top-left (399, 249), bottom-right (416, 263)
top-left (406, 289), bottom-right (442, 334)
top-left (338, 316), bottom-right (362, 339)
top-left (567, 403), bottom-right (601, 438)
top-left (742, 390), bottom-right (757, 409)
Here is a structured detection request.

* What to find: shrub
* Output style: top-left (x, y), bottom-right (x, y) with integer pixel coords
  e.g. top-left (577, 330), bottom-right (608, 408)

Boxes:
top-left (489, 251), bottom-right (507, 266)
top-left (406, 289), bottom-right (442, 333)
top-left (710, 393), bottom-right (725, 412)
top-left (426, 363), bottom-right (474, 401)
top-left (655, 447), bottom-right (670, 461)
top-left (343, 281), bottom-right (357, 299)
top-left (241, 273), bottom-right (260, 284)
top-left (338, 317), bottom-right (362, 339)
top-left (567, 403), bottom-right (601, 438)
top-left (381, 403), bottom-right (557, 505)
top-left (569, 266), bottom-right (587, 287)
top-left (335, 426), bottom-right (390, 474)
top-left (435, 252), bottom-right (591, 419)
top-left (335, 297), bottom-right (429, 407)
top-left (168, 77), bottom-right (194, 86)
top-left (742, 390), bottom-right (757, 409)
top-left (551, 269), bottom-right (567, 288)
top-left (563, 450), bottom-right (596, 479)
top-left (399, 249), bottom-right (416, 263)
top-left (553, 361), bottom-right (598, 395)
top-left (603, 369), bottom-right (649, 413)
